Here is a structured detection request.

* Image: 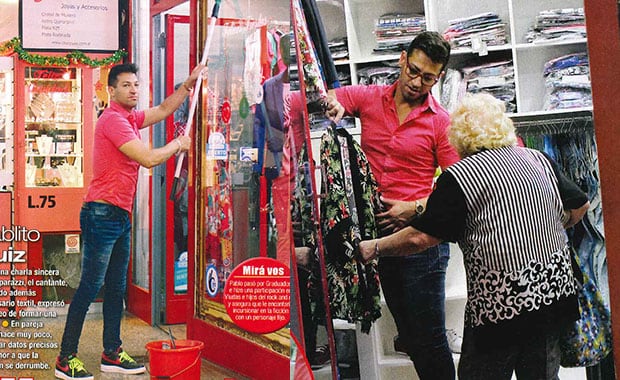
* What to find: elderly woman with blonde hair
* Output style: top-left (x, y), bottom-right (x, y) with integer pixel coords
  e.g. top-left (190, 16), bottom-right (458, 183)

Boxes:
top-left (358, 92), bottom-right (590, 379)
top-left (448, 92), bottom-right (518, 157)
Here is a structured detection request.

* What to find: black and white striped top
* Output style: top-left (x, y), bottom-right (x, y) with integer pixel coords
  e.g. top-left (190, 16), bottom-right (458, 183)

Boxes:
top-left (447, 146), bottom-right (576, 327)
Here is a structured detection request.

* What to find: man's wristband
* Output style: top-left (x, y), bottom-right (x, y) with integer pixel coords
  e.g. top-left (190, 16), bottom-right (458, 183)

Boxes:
top-left (183, 82), bottom-right (193, 92)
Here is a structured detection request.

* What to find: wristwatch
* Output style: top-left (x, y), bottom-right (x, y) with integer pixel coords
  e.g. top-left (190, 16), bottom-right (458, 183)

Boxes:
top-left (414, 200), bottom-right (425, 217)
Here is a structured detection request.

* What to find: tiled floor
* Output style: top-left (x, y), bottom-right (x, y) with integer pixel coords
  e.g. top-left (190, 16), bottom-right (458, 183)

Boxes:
top-left (0, 310), bottom-right (249, 379)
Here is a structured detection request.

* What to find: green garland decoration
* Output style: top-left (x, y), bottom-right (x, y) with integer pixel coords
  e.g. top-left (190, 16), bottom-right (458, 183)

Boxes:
top-left (0, 37), bottom-right (127, 67)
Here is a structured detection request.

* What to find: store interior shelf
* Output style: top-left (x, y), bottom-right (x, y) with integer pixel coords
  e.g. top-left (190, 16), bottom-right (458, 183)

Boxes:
top-left (514, 38), bottom-right (588, 50)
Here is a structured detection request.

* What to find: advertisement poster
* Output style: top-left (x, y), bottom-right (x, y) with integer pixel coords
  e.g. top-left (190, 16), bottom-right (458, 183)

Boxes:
top-left (20, 0), bottom-right (120, 52)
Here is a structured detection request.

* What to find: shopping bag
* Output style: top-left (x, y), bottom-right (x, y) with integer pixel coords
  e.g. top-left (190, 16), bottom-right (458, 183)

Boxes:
top-left (559, 251), bottom-right (613, 367)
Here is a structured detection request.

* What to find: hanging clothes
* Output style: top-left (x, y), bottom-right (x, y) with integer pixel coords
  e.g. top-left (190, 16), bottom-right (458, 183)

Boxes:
top-left (518, 122), bottom-right (608, 306)
top-left (290, 143), bottom-right (325, 325)
top-left (317, 126), bottom-right (382, 333)
top-left (300, 0), bottom-right (340, 89)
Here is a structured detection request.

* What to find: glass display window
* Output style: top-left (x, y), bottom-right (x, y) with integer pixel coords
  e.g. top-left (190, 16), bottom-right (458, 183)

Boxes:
top-left (24, 67), bottom-right (83, 188)
top-left (193, 19), bottom-right (289, 359)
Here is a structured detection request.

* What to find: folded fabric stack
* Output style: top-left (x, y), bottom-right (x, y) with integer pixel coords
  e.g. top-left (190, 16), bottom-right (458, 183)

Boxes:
top-left (337, 70), bottom-right (352, 86)
top-left (525, 8), bottom-right (586, 44)
top-left (543, 52), bottom-right (591, 110)
top-left (440, 60), bottom-right (516, 113)
top-left (443, 12), bottom-right (508, 49)
top-left (373, 13), bottom-right (426, 55)
top-left (329, 37), bottom-right (349, 60)
top-left (356, 64), bottom-right (401, 85)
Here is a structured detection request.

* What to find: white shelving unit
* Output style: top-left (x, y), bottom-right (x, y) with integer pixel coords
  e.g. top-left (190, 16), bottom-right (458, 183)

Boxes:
top-left (308, 0), bottom-right (591, 378)
top-left (317, 0), bottom-right (589, 115)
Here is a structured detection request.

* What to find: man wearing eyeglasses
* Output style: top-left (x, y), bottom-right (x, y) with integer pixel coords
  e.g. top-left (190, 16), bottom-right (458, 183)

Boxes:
top-left (328, 31), bottom-right (459, 379)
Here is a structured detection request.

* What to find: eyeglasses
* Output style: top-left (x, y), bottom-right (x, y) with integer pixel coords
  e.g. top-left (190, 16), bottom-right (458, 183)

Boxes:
top-left (404, 61), bottom-right (440, 86)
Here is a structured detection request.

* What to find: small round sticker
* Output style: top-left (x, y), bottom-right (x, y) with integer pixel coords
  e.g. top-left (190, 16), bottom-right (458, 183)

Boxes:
top-left (205, 264), bottom-right (219, 297)
top-left (223, 257), bottom-right (290, 334)
top-left (221, 99), bottom-right (231, 124)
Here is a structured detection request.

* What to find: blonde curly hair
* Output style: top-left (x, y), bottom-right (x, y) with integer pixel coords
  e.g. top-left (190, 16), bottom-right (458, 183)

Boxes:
top-left (448, 93), bottom-right (517, 158)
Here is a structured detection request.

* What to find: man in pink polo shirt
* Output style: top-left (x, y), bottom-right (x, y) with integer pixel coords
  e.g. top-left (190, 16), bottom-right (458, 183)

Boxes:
top-left (330, 31), bottom-right (459, 379)
top-left (55, 62), bottom-right (203, 380)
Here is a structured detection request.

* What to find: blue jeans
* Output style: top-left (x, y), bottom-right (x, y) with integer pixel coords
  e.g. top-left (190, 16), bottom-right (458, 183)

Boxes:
top-left (60, 202), bottom-right (132, 356)
top-left (378, 244), bottom-right (454, 380)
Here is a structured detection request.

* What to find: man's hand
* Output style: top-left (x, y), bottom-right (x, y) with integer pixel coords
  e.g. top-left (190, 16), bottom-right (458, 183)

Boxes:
top-left (323, 95), bottom-right (345, 123)
top-left (176, 135), bottom-right (191, 153)
top-left (185, 64), bottom-right (207, 89)
top-left (376, 197), bottom-right (419, 235)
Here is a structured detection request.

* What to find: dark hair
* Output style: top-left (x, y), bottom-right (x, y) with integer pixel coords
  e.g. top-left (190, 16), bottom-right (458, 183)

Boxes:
top-left (407, 31), bottom-right (451, 71)
top-left (108, 63), bottom-right (138, 87)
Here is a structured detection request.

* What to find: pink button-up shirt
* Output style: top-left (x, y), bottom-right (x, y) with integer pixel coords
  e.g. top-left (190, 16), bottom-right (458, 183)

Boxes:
top-left (335, 82), bottom-right (459, 201)
top-left (84, 101), bottom-right (146, 212)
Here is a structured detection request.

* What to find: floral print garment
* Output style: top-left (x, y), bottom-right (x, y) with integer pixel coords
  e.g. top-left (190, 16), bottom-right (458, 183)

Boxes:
top-left (291, 144), bottom-right (326, 324)
top-left (317, 126), bottom-right (382, 333)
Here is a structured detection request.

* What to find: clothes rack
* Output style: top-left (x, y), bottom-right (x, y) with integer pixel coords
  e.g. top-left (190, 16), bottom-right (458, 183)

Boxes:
top-left (516, 113), bottom-right (608, 310)
top-left (514, 113), bottom-right (593, 136)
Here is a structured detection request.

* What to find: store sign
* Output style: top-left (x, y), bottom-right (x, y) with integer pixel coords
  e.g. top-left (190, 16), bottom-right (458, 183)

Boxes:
top-left (20, 0), bottom-right (120, 51)
top-left (26, 68), bottom-right (75, 93)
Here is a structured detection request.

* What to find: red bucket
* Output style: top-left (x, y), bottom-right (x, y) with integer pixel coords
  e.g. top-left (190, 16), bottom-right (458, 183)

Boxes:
top-left (146, 339), bottom-right (204, 379)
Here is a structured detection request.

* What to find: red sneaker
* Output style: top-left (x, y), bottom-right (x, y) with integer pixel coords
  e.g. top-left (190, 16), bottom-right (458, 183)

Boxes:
top-left (100, 347), bottom-right (145, 374)
top-left (55, 354), bottom-right (94, 380)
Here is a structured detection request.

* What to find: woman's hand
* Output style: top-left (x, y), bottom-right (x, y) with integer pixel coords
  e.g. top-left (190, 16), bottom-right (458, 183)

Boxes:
top-left (358, 239), bottom-right (378, 263)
